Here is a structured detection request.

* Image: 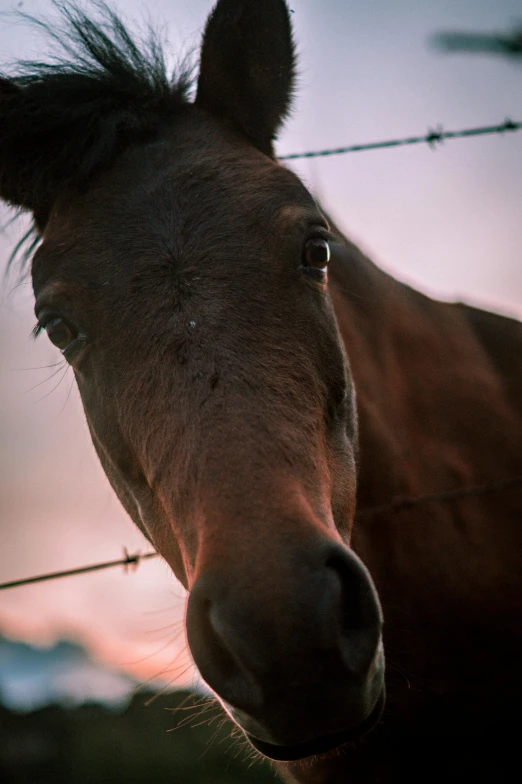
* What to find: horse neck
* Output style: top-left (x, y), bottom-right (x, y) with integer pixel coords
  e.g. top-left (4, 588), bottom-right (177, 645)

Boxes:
top-left (328, 224), bottom-right (519, 509)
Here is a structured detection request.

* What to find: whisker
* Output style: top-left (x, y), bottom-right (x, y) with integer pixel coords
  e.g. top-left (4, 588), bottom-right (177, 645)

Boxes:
top-left (201, 718), bottom-right (227, 757)
top-left (59, 375), bottom-right (76, 414)
top-left (157, 661), bottom-right (195, 682)
top-left (140, 636), bottom-right (185, 664)
top-left (142, 605), bottom-right (180, 616)
top-left (142, 677), bottom-right (180, 707)
top-left (25, 362), bottom-right (67, 393)
top-left (129, 653), bottom-right (191, 694)
top-left (120, 631), bottom-right (188, 667)
top-left (15, 361), bottom-right (65, 371)
top-left (135, 664), bottom-right (189, 696)
top-left (147, 621), bottom-right (184, 634)
top-left (167, 704), bottom-right (216, 732)
top-left (34, 365), bottom-right (70, 402)
top-left (146, 619), bottom-right (185, 635)
top-left (166, 693), bottom-right (210, 714)
top-left (246, 746), bottom-right (265, 769)
top-left (217, 721), bottom-right (237, 746)
top-left (190, 712), bottom-right (221, 730)
top-left (145, 625), bottom-right (186, 645)
top-left (170, 698), bottom-right (218, 726)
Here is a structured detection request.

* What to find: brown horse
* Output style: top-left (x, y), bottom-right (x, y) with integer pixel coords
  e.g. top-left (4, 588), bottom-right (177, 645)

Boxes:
top-left (1, 1), bottom-right (521, 782)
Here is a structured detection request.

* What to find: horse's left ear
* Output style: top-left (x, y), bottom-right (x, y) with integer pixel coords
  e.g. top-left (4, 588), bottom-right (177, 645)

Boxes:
top-left (196, 0), bottom-right (296, 157)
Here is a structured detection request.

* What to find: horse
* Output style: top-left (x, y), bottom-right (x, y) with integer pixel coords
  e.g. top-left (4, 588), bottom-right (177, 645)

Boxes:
top-left (1, 1), bottom-right (521, 782)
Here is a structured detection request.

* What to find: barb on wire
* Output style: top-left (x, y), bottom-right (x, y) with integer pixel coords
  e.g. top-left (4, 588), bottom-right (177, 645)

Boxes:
top-left (2, 471), bottom-right (521, 592)
top-left (0, 549), bottom-right (159, 591)
top-left (279, 118), bottom-right (522, 160)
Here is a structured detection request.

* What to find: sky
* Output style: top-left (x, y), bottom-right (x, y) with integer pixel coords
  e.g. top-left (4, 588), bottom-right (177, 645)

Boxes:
top-left (0, 635), bottom-right (138, 709)
top-left (1, 0), bottom-right (521, 688)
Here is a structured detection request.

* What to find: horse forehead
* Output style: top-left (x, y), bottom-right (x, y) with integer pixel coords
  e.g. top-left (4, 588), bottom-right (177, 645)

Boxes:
top-left (80, 113), bottom-right (314, 221)
top-left (43, 169), bottom-right (310, 272)
top-left (37, 119), bottom-right (316, 284)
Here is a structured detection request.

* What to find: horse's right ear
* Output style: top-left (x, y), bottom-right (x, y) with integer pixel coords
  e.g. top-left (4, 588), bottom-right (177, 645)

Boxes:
top-left (196, 0), bottom-right (296, 157)
top-left (0, 78), bottom-right (36, 213)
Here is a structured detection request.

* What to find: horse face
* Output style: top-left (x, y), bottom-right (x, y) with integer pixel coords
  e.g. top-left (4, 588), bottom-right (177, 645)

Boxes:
top-left (32, 111), bottom-right (384, 756)
top-left (4, 0), bottom-right (384, 762)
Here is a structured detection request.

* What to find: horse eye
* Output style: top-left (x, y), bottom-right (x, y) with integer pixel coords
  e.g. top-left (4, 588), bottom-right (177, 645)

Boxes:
top-left (304, 238), bottom-right (331, 269)
top-left (45, 318), bottom-right (75, 351)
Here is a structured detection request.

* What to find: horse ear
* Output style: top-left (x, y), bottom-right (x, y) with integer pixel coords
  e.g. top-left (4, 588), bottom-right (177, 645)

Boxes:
top-left (0, 76), bottom-right (22, 207)
top-left (196, 0), bottom-right (296, 156)
top-left (0, 77), bottom-right (41, 210)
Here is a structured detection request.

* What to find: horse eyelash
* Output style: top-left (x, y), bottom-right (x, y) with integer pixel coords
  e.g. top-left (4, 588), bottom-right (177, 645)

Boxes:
top-left (31, 323), bottom-right (43, 340)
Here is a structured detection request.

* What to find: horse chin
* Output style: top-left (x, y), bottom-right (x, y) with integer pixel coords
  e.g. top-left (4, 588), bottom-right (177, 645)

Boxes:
top-left (243, 689), bottom-right (386, 762)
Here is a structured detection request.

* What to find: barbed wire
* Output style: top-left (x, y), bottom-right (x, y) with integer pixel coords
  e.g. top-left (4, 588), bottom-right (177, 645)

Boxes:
top-left (2, 473), bottom-right (521, 592)
top-left (0, 549), bottom-right (158, 591)
top-left (279, 118), bottom-right (521, 160)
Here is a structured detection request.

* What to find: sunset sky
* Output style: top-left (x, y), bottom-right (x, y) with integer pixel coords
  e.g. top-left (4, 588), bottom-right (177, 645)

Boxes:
top-left (1, 0), bottom-right (521, 688)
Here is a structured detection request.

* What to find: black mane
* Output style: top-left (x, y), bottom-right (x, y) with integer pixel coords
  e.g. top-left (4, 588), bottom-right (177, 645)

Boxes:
top-left (0, 1), bottom-right (193, 220)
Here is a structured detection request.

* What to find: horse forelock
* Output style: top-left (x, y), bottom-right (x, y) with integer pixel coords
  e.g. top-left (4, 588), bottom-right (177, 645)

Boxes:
top-left (0, 1), bottom-right (194, 239)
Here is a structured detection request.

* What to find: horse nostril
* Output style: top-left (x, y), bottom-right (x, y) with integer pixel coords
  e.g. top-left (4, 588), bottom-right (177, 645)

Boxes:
top-left (325, 546), bottom-right (383, 676)
top-left (186, 579), bottom-right (263, 710)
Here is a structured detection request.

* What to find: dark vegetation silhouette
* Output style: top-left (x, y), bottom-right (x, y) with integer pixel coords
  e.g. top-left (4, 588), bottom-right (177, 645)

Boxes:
top-left (0, 691), bottom-right (280, 784)
top-left (1, 2), bottom-right (521, 783)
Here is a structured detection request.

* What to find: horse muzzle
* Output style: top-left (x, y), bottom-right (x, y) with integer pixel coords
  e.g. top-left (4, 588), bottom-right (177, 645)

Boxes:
top-left (239, 685), bottom-right (386, 761)
top-left (186, 539), bottom-right (385, 760)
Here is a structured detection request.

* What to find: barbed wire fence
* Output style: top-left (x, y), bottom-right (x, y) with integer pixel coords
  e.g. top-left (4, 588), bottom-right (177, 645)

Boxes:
top-left (278, 118), bottom-right (522, 160)
top-left (3, 471), bottom-right (522, 592)
top-left (2, 116), bottom-right (522, 593)
top-left (0, 550), bottom-right (159, 591)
